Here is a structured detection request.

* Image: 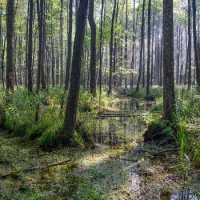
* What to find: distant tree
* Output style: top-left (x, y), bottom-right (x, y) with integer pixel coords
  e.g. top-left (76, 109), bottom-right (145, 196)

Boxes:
top-left (187, 0), bottom-right (191, 90)
top-left (88, 0), bottom-right (96, 96)
top-left (65, 0), bottom-right (73, 90)
top-left (108, 0), bottom-right (117, 95)
top-left (62, 0), bottom-right (89, 142)
top-left (163, 0), bottom-right (175, 120)
top-left (136, 0), bottom-right (145, 93)
top-left (192, 0), bottom-right (200, 89)
top-left (146, 0), bottom-right (151, 98)
top-left (99, 0), bottom-right (104, 101)
top-left (36, 0), bottom-right (46, 92)
top-left (59, 0), bottom-right (64, 87)
top-left (27, 0), bottom-right (34, 93)
top-left (6, 0), bottom-right (15, 94)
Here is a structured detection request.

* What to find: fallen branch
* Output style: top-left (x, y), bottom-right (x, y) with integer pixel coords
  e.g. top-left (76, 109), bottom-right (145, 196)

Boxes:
top-left (0, 159), bottom-right (71, 179)
top-left (151, 148), bottom-right (179, 157)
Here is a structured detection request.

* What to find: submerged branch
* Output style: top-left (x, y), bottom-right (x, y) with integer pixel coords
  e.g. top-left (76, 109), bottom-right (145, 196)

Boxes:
top-left (0, 159), bottom-right (71, 179)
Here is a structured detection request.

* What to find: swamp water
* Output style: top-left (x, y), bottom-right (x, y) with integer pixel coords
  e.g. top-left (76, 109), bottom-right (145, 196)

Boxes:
top-left (92, 98), bottom-right (200, 200)
top-left (0, 98), bottom-right (200, 199)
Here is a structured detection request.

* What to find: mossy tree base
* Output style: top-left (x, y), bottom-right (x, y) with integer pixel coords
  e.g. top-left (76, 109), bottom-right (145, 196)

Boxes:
top-left (143, 119), bottom-right (177, 143)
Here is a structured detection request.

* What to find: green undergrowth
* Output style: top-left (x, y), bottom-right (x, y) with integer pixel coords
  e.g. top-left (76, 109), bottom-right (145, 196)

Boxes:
top-left (144, 86), bottom-right (200, 170)
top-left (0, 87), bottom-right (116, 148)
top-left (117, 86), bottom-right (163, 99)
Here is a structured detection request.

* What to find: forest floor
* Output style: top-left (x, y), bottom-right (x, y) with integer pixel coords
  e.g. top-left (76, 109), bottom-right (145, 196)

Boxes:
top-left (0, 129), bottom-right (200, 200)
top-left (0, 96), bottom-right (200, 199)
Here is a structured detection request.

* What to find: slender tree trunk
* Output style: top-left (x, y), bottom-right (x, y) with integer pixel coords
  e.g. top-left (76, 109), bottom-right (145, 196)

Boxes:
top-left (150, 14), bottom-right (155, 87)
top-left (108, 0), bottom-right (117, 95)
top-left (0, 3), bottom-right (2, 84)
top-left (136, 0), bottom-right (145, 93)
top-left (99, 0), bottom-right (104, 104)
top-left (187, 0), bottom-right (191, 90)
top-left (146, 0), bottom-right (151, 97)
top-left (176, 27), bottom-right (180, 84)
top-left (65, 0), bottom-right (73, 90)
top-left (60, 0), bottom-right (64, 87)
top-left (124, 0), bottom-right (128, 89)
top-left (130, 0), bottom-right (136, 88)
top-left (192, 0), bottom-right (200, 89)
top-left (88, 0), bottom-right (96, 96)
top-left (36, 0), bottom-right (46, 92)
top-left (1, 39), bottom-right (6, 88)
top-left (27, 0), bottom-right (34, 93)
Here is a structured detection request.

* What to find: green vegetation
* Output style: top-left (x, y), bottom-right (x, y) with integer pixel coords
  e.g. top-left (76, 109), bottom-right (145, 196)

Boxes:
top-left (143, 86), bottom-right (200, 170)
top-left (0, 87), bottom-right (116, 148)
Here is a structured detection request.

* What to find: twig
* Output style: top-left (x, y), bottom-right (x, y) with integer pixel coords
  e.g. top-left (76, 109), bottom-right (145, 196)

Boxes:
top-left (0, 159), bottom-right (71, 179)
top-left (151, 148), bottom-right (179, 156)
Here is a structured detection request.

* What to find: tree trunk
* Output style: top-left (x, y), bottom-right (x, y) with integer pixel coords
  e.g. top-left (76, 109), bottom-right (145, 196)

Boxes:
top-left (163, 0), bottom-right (175, 120)
top-left (27, 0), bottom-right (34, 93)
top-left (60, 0), bottom-right (64, 87)
top-left (146, 0), bottom-right (151, 97)
top-left (108, 0), bottom-right (117, 95)
top-left (62, 0), bottom-right (89, 141)
top-left (65, 0), bottom-right (73, 90)
top-left (136, 0), bottom-right (145, 93)
top-left (88, 0), bottom-right (96, 96)
top-left (187, 0), bottom-right (191, 90)
top-left (6, 0), bottom-right (15, 94)
top-left (99, 0), bottom-right (104, 102)
top-left (36, 0), bottom-right (46, 92)
top-left (192, 0), bottom-right (200, 89)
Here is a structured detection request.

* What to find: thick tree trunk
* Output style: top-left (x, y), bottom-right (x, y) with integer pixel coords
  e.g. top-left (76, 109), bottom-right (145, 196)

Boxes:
top-left (6, 0), bottom-right (15, 94)
top-left (163, 0), bottom-right (175, 120)
top-left (62, 0), bottom-right (89, 140)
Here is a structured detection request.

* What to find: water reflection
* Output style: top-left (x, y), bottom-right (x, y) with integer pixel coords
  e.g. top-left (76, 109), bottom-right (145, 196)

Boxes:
top-left (95, 116), bottom-right (141, 146)
top-left (171, 188), bottom-right (199, 200)
top-left (94, 99), bottom-right (152, 147)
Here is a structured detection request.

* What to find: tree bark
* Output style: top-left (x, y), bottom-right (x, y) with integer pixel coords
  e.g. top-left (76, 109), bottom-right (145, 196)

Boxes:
top-left (6, 0), bottom-right (15, 94)
top-left (88, 0), bottom-right (97, 96)
top-left (192, 0), bottom-right (200, 89)
top-left (146, 0), bottom-right (151, 97)
top-left (65, 0), bottom-right (73, 90)
top-left (187, 0), bottom-right (191, 90)
top-left (62, 0), bottom-right (89, 141)
top-left (60, 0), bottom-right (64, 87)
top-left (163, 0), bottom-right (175, 120)
top-left (108, 0), bottom-right (117, 95)
top-left (136, 0), bottom-right (145, 93)
top-left (27, 0), bottom-right (34, 93)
